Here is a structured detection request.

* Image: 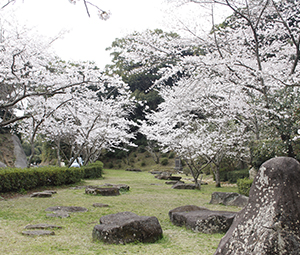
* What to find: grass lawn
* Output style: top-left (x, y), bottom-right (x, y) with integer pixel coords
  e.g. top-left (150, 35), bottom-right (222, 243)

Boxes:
top-left (0, 169), bottom-right (240, 255)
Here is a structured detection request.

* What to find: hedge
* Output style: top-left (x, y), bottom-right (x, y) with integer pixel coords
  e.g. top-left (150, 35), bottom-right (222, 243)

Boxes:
top-left (0, 166), bottom-right (84, 193)
top-left (81, 161), bottom-right (103, 179)
top-left (219, 169), bottom-right (249, 183)
top-left (237, 178), bottom-right (253, 196)
top-left (227, 169), bottom-right (249, 183)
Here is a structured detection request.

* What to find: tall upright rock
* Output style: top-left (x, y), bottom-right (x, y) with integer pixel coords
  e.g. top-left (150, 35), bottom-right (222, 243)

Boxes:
top-left (215, 157), bottom-right (300, 255)
top-left (0, 134), bottom-right (27, 168)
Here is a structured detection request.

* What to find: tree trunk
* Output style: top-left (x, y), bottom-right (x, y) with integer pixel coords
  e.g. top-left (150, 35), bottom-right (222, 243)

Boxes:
top-left (212, 164), bottom-right (221, 188)
top-left (56, 138), bottom-right (62, 167)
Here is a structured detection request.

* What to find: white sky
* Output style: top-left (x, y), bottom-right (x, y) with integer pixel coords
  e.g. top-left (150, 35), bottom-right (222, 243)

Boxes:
top-left (3, 0), bottom-right (232, 68)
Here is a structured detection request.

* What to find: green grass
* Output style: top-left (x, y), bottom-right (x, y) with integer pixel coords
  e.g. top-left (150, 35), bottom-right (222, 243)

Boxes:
top-left (0, 169), bottom-right (240, 255)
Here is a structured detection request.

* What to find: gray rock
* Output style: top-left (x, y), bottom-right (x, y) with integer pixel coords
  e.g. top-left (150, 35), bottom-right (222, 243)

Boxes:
top-left (106, 184), bottom-right (130, 192)
top-left (172, 183), bottom-right (196, 189)
top-left (92, 211), bottom-right (163, 244)
top-left (249, 167), bottom-right (258, 179)
top-left (155, 172), bottom-right (172, 180)
top-left (149, 171), bottom-right (162, 175)
top-left (126, 168), bottom-right (142, 172)
top-left (43, 190), bottom-right (57, 194)
top-left (165, 181), bottom-right (184, 185)
top-left (168, 176), bottom-right (182, 181)
top-left (85, 187), bottom-right (120, 196)
top-left (210, 192), bottom-right (249, 207)
top-left (93, 203), bottom-right (109, 208)
top-left (0, 161), bottom-right (7, 168)
top-left (169, 205), bottom-right (236, 234)
top-left (214, 157), bottom-right (300, 255)
top-left (11, 134), bottom-right (27, 168)
top-left (45, 206), bottom-right (88, 213)
top-left (25, 224), bottom-right (62, 229)
top-left (30, 192), bottom-right (53, 198)
top-left (22, 230), bottom-right (55, 236)
top-left (46, 212), bottom-right (70, 218)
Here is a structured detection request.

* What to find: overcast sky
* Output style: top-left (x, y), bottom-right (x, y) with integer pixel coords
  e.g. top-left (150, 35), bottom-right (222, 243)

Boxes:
top-left (4, 0), bottom-right (231, 68)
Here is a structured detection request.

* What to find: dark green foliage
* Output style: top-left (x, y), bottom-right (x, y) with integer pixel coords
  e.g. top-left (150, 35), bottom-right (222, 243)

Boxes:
top-left (107, 162), bottom-right (114, 169)
top-left (81, 161), bottom-right (103, 179)
top-left (160, 158), bottom-right (169, 166)
top-left (237, 178), bottom-right (253, 196)
top-left (227, 169), bottom-right (249, 183)
top-left (251, 139), bottom-right (286, 168)
top-left (0, 166), bottom-right (84, 193)
top-left (138, 145), bottom-right (146, 153)
top-left (219, 169), bottom-right (249, 183)
top-left (219, 169), bottom-right (228, 182)
top-left (168, 152), bottom-right (175, 159)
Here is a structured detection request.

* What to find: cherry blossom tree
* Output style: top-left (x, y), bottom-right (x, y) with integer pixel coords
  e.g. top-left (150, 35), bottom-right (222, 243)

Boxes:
top-left (18, 94), bottom-right (73, 167)
top-left (164, 0), bottom-right (300, 156)
top-left (1, 0), bottom-right (111, 20)
top-left (140, 77), bottom-right (249, 188)
top-left (119, 0), bottom-right (300, 169)
top-left (0, 19), bottom-right (104, 129)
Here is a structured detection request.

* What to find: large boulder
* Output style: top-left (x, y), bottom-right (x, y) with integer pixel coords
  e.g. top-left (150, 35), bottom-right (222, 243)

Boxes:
top-left (0, 134), bottom-right (27, 168)
top-left (210, 192), bottom-right (249, 207)
top-left (11, 134), bottom-right (27, 168)
top-left (92, 211), bottom-right (163, 244)
top-left (214, 157), bottom-right (300, 255)
top-left (169, 205), bottom-right (237, 234)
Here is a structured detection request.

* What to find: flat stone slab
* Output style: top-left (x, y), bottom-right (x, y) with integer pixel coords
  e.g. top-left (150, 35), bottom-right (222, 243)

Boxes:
top-left (149, 171), bottom-right (162, 175)
top-left (93, 203), bottom-right (109, 208)
top-left (169, 205), bottom-right (237, 234)
top-left (172, 183), bottom-right (197, 189)
top-left (30, 192), bottom-right (53, 198)
top-left (45, 206), bottom-right (88, 213)
top-left (42, 190), bottom-right (57, 194)
top-left (168, 176), bottom-right (182, 181)
top-left (126, 168), bottom-right (142, 172)
top-left (25, 224), bottom-right (62, 229)
top-left (86, 187), bottom-right (120, 196)
top-left (93, 211), bottom-right (163, 244)
top-left (22, 230), bottom-right (55, 236)
top-left (210, 192), bottom-right (249, 207)
top-left (46, 212), bottom-right (70, 218)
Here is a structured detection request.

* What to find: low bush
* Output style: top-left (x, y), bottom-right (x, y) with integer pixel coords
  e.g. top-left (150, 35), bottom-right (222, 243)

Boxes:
top-left (219, 168), bottom-right (228, 182)
top-left (227, 169), bottom-right (249, 183)
top-left (81, 161), bottom-right (103, 179)
top-left (237, 178), bottom-right (253, 196)
top-left (160, 158), bottom-right (169, 166)
top-left (0, 166), bottom-right (84, 193)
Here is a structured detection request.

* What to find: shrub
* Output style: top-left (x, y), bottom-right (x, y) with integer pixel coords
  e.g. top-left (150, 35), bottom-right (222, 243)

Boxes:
top-left (138, 146), bottom-right (146, 153)
top-left (161, 152), bottom-right (168, 158)
top-left (237, 178), bottom-right (253, 196)
top-left (227, 169), bottom-right (249, 183)
top-left (107, 162), bottom-right (114, 169)
top-left (219, 168), bottom-right (228, 182)
top-left (0, 166), bottom-right (84, 193)
top-left (81, 161), bottom-right (103, 179)
top-left (161, 158), bottom-right (169, 166)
